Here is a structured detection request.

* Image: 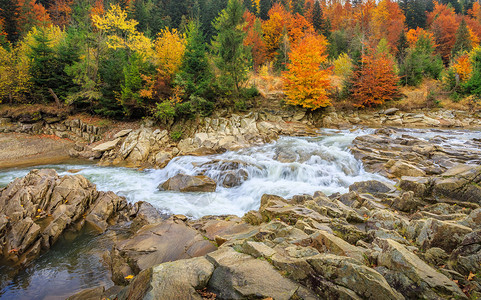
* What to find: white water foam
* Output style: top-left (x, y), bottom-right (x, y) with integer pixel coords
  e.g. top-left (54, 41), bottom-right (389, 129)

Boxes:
top-left (0, 128), bottom-right (392, 218)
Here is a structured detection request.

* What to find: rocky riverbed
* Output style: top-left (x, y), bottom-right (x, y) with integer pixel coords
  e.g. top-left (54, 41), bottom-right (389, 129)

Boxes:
top-left (0, 126), bottom-right (480, 299)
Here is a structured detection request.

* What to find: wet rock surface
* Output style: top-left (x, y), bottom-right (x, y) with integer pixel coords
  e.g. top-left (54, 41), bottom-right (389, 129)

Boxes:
top-left (350, 128), bottom-right (481, 180)
top-left (78, 167), bottom-right (481, 299)
top-left (0, 169), bottom-right (130, 268)
top-left (159, 173), bottom-right (217, 192)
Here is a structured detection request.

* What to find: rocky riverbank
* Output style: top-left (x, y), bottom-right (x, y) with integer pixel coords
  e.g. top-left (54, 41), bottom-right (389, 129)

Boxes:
top-left (71, 108), bottom-right (481, 170)
top-left (71, 163), bottom-right (480, 299)
top-left (1, 106), bottom-right (480, 169)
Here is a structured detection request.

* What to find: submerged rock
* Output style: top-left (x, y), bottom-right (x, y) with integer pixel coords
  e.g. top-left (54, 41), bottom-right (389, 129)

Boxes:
top-left (159, 173), bottom-right (217, 192)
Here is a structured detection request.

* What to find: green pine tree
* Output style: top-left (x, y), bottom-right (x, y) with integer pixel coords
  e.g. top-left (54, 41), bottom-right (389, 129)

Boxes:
top-left (121, 52), bottom-right (145, 117)
top-left (452, 19), bottom-right (472, 58)
top-left (29, 27), bottom-right (78, 103)
top-left (259, 0), bottom-right (272, 20)
top-left (312, 1), bottom-right (323, 32)
top-left (399, 33), bottom-right (443, 86)
top-left (396, 30), bottom-right (409, 64)
top-left (0, 0), bottom-right (19, 43)
top-left (177, 20), bottom-right (213, 98)
top-left (464, 48), bottom-right (481, 96)
top-left (401, 0), bottom-right (428, 29)
top-left (212, 0), bottom-right (251, 94)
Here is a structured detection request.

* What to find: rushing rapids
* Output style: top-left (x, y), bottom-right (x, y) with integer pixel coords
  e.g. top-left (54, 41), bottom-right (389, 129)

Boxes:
top-left (1, 128), bottom-right (480, 219)
top-left (0, 128), bottom-right (389, 219)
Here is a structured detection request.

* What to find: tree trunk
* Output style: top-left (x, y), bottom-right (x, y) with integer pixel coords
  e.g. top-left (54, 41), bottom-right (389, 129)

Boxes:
top-left (48, 88), bottom-right (62, 108)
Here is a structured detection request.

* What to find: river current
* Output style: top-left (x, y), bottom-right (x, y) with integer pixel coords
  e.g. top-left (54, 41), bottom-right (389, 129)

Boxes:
top-left (0, 127), bottom-right (480, 299)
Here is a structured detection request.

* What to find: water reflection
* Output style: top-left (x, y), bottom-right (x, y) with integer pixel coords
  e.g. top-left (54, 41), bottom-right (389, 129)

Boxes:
top-left (0, 228), bottom-right (116, 300)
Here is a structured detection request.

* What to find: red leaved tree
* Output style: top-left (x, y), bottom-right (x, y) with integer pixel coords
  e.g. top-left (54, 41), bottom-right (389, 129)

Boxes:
top-left (428, 2), bottom-right (459, 64)
top-left (350, 48), bottom-right (400, 107)
top-left (48, 0), bottom-right (73, 28)
top-left (243, 10), bottom-right (267, 73)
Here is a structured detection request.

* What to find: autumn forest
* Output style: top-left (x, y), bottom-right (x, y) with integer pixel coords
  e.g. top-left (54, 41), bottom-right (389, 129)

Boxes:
top-left (0, 0), bottom-right (480, 120)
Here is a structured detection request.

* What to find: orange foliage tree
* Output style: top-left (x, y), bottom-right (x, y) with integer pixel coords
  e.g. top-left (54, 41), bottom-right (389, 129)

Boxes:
top-left (90, 0), bottom-right (105, 17)
top-left (262, 3), bottom-right (313, 59)
top-left (465, 5), bottom-right (481, 48)
top-left (350, 48), bottom-right (399, 107)
top-left (326, 0), bottom-right (352, 31)
top-left (16, 0), bottom-right (51, 34)
top-left (352, 0), bottom-right (376, 34)
top-left (371, 0), bottom-right (405, 52)
top-left (282, 34), bottom-right (332, 109)
top-left (406, 27), bottom-right (435, 48)
top-left (452, 54), bottom-right (472, 81)
top-left (428, 2), bottom-right (459, 63)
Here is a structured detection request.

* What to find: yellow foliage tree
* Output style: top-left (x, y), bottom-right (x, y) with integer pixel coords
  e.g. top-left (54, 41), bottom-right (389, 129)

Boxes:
top-left (154, 28), bottom-right (186, 80)
top-left (282, 34), bottom-right (332, 109)
top-left (140, 28), bottom-right (186, 100)
top-left (19, 25), bottom-right (65, 54)
top-left (333, 52), bottom-right (353, 78)
top-left (0, 47), bottom-right (32, 103)
top-left (452, 54), bottom-right (472, 81)
top-left (91, 4), bottom-right (152, 57)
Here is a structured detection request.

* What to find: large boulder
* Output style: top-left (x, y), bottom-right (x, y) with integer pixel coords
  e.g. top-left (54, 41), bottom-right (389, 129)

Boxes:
top-left (387, 160), bottom-right (426, 178)
top-left (109, 217), bottom-right (217, 285)
top-left (449, 230), bottom-right (481, 275)
top-left (308, 230), bottom-right (366, 263)
top-left (206, 247), bottom-right (309, 300)
top-left (118, 256), bottom-right (215, 300)
top-left (433, 165), bottom-right (481, 204)
top-left (0, 169), bottom-right (129, 267)
top-left (307, 254), bottom-right (404, 300)
top-left (159, 173), bottom-right (217, 192)
top-left (398, 176), bottom-right (431, 198)
top-left (349, 180), bottom-right (395, 195)
top-left (375, 238), bottom-right (467, 299)
top-left (92, 138), bottom-right (120, 152)
top-left (259, 194), bottom-right (330, 224)
top-left (416, 218), bottom-right (472, 252)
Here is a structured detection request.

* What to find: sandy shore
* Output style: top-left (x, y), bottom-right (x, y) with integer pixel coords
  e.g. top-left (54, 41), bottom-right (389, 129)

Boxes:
top-left (0, 133), bottom-right (74, 169)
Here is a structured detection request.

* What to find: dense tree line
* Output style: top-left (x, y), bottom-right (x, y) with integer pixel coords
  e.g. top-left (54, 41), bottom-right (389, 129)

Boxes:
top-left (0, 0), bottom-right (480, 118)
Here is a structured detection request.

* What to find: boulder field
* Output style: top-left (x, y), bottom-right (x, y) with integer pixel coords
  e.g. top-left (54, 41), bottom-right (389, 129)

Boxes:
top-left (1, 165), bottom-right (479, 299)
top-left (67, 165), bottom-right (481, 299)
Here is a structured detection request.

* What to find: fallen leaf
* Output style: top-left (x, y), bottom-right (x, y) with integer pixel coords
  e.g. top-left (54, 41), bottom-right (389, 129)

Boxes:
top-left (468, 272), bottom-right (475, 281)
top-left (125, 275), bottom-right (134, 280)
